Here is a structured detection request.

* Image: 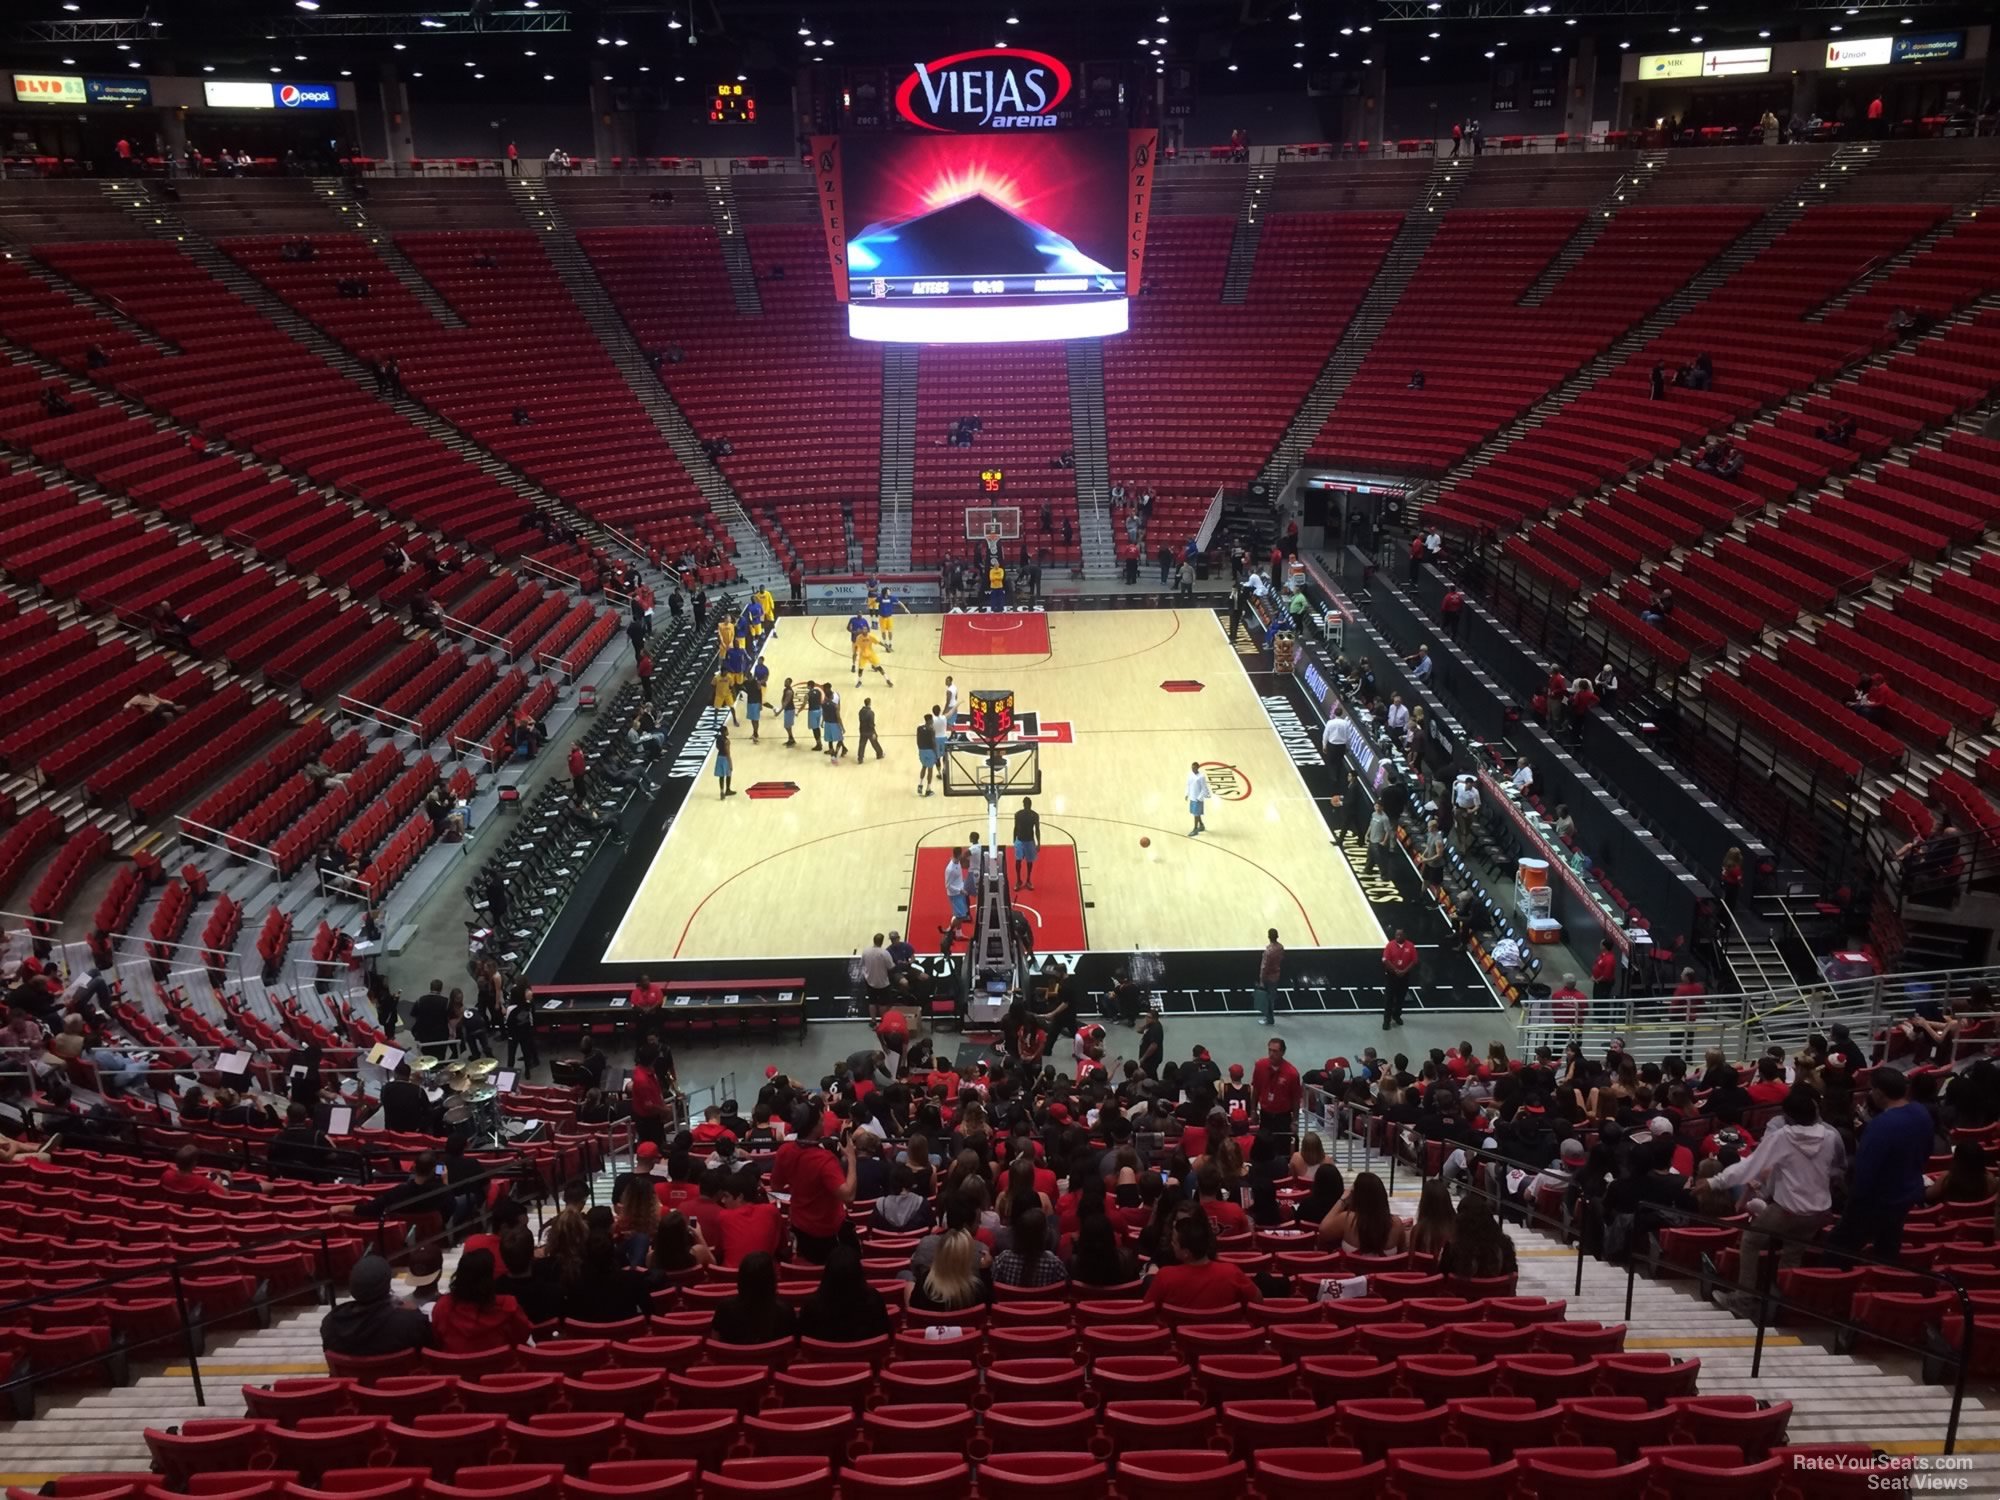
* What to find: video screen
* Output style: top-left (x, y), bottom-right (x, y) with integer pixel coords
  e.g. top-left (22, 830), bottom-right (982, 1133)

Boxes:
top-left (839, 131), bottom-right (1131, 342)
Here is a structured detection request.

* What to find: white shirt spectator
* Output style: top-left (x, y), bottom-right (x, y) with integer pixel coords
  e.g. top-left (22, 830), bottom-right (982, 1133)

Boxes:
top-left (1453, 778), bottom-right (1481, 815)
top-left (1324, 712), bottom-right (1352, 752)
top-left (1511, 763), bottom-right (1535, 793)
top-left (1386, 702), bottom-right (1411, 733)
top-left (1187, 768), bottom-right (1211, 804)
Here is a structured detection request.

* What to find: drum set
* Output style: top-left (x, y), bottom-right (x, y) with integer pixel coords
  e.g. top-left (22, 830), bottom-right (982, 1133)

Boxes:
top-left (409, 1053), bottom-right (504, 1143)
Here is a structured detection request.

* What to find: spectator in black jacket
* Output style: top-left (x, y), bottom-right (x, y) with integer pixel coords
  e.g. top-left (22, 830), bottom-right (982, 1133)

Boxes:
top-left (321, 1255), bottom-right (434, 1356)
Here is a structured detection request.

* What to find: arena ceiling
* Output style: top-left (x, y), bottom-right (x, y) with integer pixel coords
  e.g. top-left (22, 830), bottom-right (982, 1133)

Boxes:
top-left (7, 0), bottom-right (1995, 96)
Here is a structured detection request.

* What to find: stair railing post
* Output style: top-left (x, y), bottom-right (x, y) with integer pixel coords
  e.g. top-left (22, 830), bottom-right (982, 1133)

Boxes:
top-left (169, 1262), bottom-right (206, 1408)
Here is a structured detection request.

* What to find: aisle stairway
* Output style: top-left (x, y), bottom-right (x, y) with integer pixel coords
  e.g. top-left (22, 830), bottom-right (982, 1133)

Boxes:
top-left (1219, 164), bottom-right (1273, 305)
top-left (1065, 340), bottom-right (1114, 575)
top-left (1517, 151), bottom-right (1670, 308)
top-left (875, 345), bottom-right (917, 572)
top-left (703, 176), bottom-right (762, 316)
top-left (1257, 158), bottom-right (1465, 493)
top-left (500, 178), bottom-right (782, 586)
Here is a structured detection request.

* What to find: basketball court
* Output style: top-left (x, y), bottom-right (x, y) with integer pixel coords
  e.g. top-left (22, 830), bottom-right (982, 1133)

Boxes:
top-left (602, 601), bottom-right (1384, 964)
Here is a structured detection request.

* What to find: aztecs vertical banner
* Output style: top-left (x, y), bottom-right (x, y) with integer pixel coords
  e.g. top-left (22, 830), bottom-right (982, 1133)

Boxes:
top-left (1126, 128), bottom-right (1159, 299)
top-left (809, 134), bottom-right (848, 305)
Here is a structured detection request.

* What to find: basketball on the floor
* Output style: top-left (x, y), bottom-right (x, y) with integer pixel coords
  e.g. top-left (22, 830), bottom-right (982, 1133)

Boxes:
top-left (1140, 836), bottom-right (1151, 847)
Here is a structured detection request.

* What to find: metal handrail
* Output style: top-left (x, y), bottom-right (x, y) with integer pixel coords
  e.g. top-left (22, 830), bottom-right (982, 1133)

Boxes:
top-left (1386, 1131), bottom-right (1980, 1454)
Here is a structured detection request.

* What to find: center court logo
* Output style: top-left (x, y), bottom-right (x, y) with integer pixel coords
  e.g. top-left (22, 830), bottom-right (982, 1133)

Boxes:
top-left (1198, 762), bottom-right (1251, 802)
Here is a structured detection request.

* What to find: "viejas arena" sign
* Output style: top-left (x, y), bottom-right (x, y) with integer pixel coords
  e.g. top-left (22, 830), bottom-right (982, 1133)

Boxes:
top-left (894, 48), bottom-right (1071, 133)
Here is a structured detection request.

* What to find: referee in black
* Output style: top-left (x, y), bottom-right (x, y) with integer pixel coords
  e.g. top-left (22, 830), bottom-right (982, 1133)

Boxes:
top-left (856, 697), bottom-right (885, 763)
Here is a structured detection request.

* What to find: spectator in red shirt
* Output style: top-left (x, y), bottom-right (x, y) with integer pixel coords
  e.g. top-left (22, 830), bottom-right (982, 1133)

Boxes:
top-left (1194, 1161), bottom-right (1250, 1236)
top-left (714, 1169), bottom-right (787, 1267)
top-left (629, 1041), bottom-right (667, 1148)
top-left (567, 744), bottom-right (586, 788)
top-left (429, 1248), bottom-right (532, 1352)
top-left (1381, 930), bottom-right (1420, 1030)
top-left (1744, 1057), bottom-right (1790, 1106)
top-left (161, 1144), bottom-right (224, 1198)
top-left (1441, 586), bottom-right (1464, 639)
top-left (1590, 939), bottom-right (1620, 1001)
top-left (1251, 1037), bottom-right (1302, 1139)
top-left (770, 1105), bottom-right (859, 1263)
top-left (691, 1106), bottom-right (728, 1144)
top-left (1550, 973), bottom-right (1588, 1033)
top-left (1144, 1206), bottom-right (1263, 1310)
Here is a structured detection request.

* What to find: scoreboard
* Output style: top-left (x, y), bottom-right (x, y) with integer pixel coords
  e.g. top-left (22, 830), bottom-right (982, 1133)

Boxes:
top-left (710, 83), bottom-right (755, 124)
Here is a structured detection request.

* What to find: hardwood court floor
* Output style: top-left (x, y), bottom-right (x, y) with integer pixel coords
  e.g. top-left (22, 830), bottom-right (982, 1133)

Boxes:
top-left (603, 608), bottom-right (1383, 962)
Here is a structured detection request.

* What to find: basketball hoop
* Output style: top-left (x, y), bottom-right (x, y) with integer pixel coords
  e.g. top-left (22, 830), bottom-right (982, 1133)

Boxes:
top-left (964, 504), bottom-right (1022, 556)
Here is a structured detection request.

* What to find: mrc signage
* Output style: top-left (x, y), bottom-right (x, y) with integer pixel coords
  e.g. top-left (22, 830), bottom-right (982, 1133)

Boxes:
top-left (893, 48), bottom-right (1073, 132)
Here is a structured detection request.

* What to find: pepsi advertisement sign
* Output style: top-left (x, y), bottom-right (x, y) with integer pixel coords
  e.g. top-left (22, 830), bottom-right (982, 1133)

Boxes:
top-left (893, 49), bottom-right (1072, 133)
top-left (276, 81), bottom-right (337, 109)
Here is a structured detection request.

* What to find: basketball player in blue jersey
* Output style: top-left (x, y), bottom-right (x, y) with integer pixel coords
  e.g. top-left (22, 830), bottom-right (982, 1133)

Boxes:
top-left (723, 639), bottom-right (748, 694)
top-left (877, 588), bottom-right (901, 652)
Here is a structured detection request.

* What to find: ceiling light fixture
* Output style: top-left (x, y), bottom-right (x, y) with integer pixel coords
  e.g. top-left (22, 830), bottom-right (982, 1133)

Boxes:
top-left (392, 41), bottom-right (405, 50)
top-left (295, 53), bottom-right (307, 61)
top-left (1156, 10), bottom-right (1170, 23)
top-left (1292, 59), bottom-right (1302, 68)
top-left (544, 72), bottom-right (554, 80)
top-left (674, 73), bottom-right (686, 81)
top-left (798, 19), bottom-right (810, 35)
top-left (1758, 28), bottom-right (1769, 37)
top-left (1006, 11), bottom-right (1019, 23)
top-left (1428, 30), bottom-right (1439, 39)
top-left (1618, 39), bottom-right (1630, 48)
top-left (61, 2), bottom-right (78, 10)
top-left (115, 41), bottom-right (128, 49)
top-left (201, 64), bottom-right (213, 71)
top-left (1287, 4), bottom-right (1301, 17)
top-left (340, 68), bottom-right (351, 75)
top-left (614, 37), bottom-right (628, 46)
top-left (524, 48), bottom-right (536, 56)
top-left (1484, 49), bottom-right (1495, 57)
top-left (1419, 53), bottom-right (1431, 61)
top-left (418, 16), bottom-right (444, 26)
top-left (668, 12), bottom-right (682, 26)
top-left (295, 0), bottom-right (319, 9)
top-left (1228, 61), bottom-right (1238, 70)
top-left (736, 72), bottom-right (746, 80)
top-left (995, 39), bottom-right (1008, 47)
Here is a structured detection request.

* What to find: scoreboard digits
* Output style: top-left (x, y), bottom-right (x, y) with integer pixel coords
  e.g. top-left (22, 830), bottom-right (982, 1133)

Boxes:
top-left (710, 83), bottom-right (756, 124)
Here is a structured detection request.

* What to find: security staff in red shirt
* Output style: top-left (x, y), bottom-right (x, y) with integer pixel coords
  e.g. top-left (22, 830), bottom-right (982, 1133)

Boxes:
top-left (1382, 930), bottom-right (1420, 1030)
top-left (1251, 1037), bottom-right (1303, 1143)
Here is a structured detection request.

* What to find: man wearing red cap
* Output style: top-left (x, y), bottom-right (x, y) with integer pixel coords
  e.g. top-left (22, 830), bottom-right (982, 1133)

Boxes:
top-left (1251, 1037), bottom-right (1302, 1142)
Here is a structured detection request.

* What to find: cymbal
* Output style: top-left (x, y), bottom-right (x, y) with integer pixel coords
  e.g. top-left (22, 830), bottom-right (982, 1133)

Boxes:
top-left (407, 1054), bottom-right (443, 1074)
top-left (464, 1085), bottom-right (497, 1104)
top-left (463, 1058), bottom-right (500, 1080)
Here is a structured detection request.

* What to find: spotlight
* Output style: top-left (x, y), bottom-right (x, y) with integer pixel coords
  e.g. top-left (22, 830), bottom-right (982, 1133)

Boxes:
top-left (1006, 11), bottom-right (1019, 22)
top-left (294, 0), bottom-right (319, 9)
top-left (1292, 59), bottom-right (1302, 68)
top-left (667, 13), bottom-right (681, 26)
top-left (1419, 53), bottom-right (1430, 61)
top-left (543, 72), bottom-right (554, 80)
top-left (1227, 61), bottom-right (1238, 70)
top-left (1287, 4), bottom-right (1300, 17)
top-left (392, 41), bottom-right (405, 49)
top-left (1483, 49), bottom-right (1494, 57)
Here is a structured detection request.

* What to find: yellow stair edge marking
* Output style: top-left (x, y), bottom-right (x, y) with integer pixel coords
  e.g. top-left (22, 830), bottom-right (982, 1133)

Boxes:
top-left (1624, 1334), bottom-right (1804, 1349)
top-left (1878, 1439), bottom-right (2000, 1456)
top-left (165, 1362), bottom-right (329, 1376)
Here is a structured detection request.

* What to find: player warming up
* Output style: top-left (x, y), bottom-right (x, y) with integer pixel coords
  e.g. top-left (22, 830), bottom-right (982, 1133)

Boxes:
top-left (847, 608), bottom-right (871, 672)
top-left (1187, 760), bottom-right (1209, 837)
top-left (916, 712), bottom-right (939, 797)
top-left (855, 625), bottom-right (894, 689)
top-left (1013, 797), bottom-right (1040, 890)
top-left (877, 587), bottom-right (901, 651)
